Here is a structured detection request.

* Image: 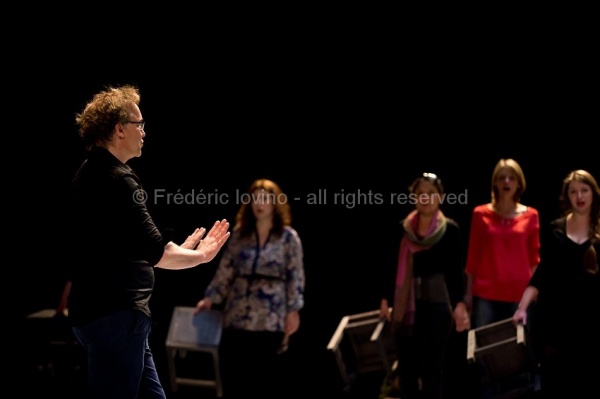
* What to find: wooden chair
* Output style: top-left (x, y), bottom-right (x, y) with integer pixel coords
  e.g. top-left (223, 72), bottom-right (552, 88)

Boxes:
top-left (467, 318), bottom-right (540, 399)
top-left (165, 306), bottom-right (223, 397)
top-left (327, 309), bottom-right (396, 388)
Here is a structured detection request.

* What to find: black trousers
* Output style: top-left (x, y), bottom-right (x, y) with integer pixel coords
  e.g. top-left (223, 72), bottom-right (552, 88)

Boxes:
top-left (219, 328), bottom-right (285, 399)
top-left (394, 301), bottom-right (452, 399)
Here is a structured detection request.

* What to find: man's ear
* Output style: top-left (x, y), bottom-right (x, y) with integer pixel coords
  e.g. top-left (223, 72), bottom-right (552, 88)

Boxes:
top-left (115, 123), bottom-right (126, 139)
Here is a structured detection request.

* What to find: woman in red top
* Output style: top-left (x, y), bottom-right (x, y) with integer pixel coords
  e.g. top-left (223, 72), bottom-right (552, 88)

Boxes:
top-left (465, 158), bottom-right (540, 328)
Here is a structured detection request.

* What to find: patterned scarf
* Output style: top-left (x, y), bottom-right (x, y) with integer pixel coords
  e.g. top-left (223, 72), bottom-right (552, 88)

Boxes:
top-left (392, 209), bottom-right (448, 331)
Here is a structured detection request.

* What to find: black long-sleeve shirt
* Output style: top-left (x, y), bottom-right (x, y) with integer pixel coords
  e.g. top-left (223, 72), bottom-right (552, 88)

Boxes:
top-left (382, 218), bottom-right (466, 310)
top-left (67, 146), bottom-right (171, 326)
top-left (529, 217), bottom-right (600, 346)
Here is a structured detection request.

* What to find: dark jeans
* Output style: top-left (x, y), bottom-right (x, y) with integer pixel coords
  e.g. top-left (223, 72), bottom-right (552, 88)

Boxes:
top-left (471, 296), bottom-right (518, 329)
top-left (471, 297), bottom-right (535, 399)
top-left (72, 310), bottom-right (166, 399)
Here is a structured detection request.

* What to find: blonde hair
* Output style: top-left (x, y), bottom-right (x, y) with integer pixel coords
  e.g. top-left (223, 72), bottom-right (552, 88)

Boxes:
top-left (491, 158), bottom-right (526, 204)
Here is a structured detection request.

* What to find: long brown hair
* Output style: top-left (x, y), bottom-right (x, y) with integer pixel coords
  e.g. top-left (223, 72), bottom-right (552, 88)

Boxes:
top-left (560, 169), bottom-right (600, 274)
top-left (235, 178), bottom-right (292, 238)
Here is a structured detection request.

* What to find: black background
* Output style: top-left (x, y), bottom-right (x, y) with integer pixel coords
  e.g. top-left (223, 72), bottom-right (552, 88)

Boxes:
top-left (15, 38), bottom-right (598, 397)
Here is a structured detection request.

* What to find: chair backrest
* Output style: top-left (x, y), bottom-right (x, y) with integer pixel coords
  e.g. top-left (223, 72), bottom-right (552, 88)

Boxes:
top-left (467, 317), bottom-right (537, 380)
top-left (327, 309), bottom-right (396, 384)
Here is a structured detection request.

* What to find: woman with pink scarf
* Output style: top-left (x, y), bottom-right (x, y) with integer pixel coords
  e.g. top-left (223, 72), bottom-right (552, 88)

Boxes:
top-left (379, 173), bottom-right (470, 399)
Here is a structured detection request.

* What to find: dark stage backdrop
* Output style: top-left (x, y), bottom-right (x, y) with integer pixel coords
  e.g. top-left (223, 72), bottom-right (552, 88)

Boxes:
top-left (18, 72), bottom-right (598, 397)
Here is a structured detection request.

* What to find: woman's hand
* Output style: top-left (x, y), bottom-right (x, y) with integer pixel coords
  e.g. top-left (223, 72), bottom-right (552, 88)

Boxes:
top-left (285, 311), bottom-right (300, 336)
top-left (193, 298), bottom-right (213, 315)
top-left (379, 299), bottom-right (390, 321)
top-left (453, 302), bottom-right (471, 332)
top-left (512, 308), bottom-right (528, 325)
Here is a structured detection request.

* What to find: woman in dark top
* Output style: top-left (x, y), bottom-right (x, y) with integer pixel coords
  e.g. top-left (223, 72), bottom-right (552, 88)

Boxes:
top-left (513, 169), bottom-right (600, 399)
top-left (379, 173), bottom-right (470, 399)
top-left (67, 85), bottom-right (230, 399)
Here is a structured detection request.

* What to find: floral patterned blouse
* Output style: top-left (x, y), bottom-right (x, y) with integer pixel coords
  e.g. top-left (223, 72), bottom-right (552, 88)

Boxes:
top-left (204, 226), bottom-right (305, 332)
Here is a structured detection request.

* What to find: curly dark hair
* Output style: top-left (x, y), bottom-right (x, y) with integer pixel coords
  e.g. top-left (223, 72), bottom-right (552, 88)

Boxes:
top-left (75, 85), bottom-right (141, 151)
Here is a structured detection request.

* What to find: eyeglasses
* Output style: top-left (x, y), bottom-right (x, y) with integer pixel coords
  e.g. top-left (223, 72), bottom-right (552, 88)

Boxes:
top-left (125, 120), bottom-right (145, 130)
top-left (422, 172), bottom-right (439, 181)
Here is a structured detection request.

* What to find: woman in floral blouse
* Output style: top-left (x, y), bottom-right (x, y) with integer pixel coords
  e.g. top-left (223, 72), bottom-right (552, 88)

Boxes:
top-left (194, 178), bottom-right (305, 399)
